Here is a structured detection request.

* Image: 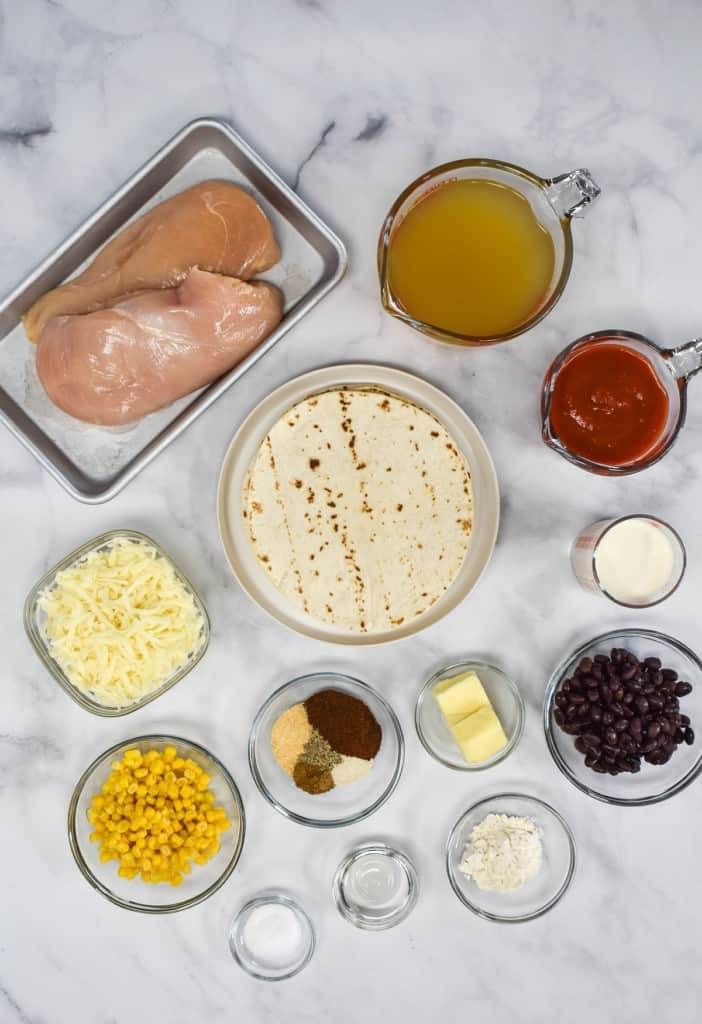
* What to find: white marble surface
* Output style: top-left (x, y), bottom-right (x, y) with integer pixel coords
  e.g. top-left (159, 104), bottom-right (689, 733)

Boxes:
top-left (2, 1), bottom-right (701, 1021)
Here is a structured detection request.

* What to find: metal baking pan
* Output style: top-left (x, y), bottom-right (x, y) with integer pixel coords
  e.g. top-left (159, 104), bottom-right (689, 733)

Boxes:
top-left (0, 117), bottom-right (347, 502)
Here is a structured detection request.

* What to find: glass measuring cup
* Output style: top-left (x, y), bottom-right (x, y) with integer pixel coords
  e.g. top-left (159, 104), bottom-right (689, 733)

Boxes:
top-left (541, 329), bottom-right (702, 475)
top-left (378, 158), bottom-right (600, 346)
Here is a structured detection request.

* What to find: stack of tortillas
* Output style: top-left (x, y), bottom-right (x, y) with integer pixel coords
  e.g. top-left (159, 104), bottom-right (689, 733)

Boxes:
top-left (242, 386), bottom-right (473, 634)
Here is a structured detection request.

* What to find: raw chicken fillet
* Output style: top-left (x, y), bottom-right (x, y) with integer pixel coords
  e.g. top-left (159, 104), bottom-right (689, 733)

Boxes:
top-left (24, 181), bottom-right (280, 341)
top-left (35, 269), bottom-right (283, 426)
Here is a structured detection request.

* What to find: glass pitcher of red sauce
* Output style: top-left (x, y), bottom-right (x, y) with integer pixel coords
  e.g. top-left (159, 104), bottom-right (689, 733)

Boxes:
top-left (541, 329), bottom-right (702, 475)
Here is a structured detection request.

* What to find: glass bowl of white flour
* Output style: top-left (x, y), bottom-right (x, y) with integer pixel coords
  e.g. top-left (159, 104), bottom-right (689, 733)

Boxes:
top-left (446, 793), bottom-right (575, 922)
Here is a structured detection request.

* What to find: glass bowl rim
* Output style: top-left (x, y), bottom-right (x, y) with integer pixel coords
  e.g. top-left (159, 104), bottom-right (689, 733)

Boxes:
top-left (332, 840), bottom-right (419, 931)
top-left (415, 659), bottom-right (525, 771)
top-left (228, 891), bottom-right (316, 981)
top-left (445, 792), bottom-right (576, 923)
top-left (543, 628), bottom-right (702, 806)
top-left (248, 671), bottom-right (405, 828)
top-left (67, 733), bottom-right (246, 913)
top-left (24, 528), bottom-right (211, 717)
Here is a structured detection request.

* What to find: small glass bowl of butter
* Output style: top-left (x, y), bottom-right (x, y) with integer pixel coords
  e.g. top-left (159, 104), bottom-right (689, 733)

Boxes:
top-left (415, 660), bottom-right (525, 771)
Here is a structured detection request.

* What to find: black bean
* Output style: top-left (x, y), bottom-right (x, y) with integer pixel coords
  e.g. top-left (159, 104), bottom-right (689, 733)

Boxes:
top-left (644, 656), bottom-right (662, 670)
top-left (630, 717), bottom-right (642, 734)
top-left (602, 710), bottom-right (614, 726)
top-left (649, 696), bottom-right (665, 712)
top-left (575, 737), bottom-right (588, 754)
top-left (621, 664), bottom-right (637, 682)
top-left (662, 668), bottom-right (678, 682)
top-left (600, 684), bottom-right (611, 703)
top-left (583, 733), bottom-right (601, 747)
top-left (614, 718), bottom-right (628, 732)
top-left (595, 654), bottom-right (609, 664)
top-left (585, 753), bottom-right (599, 767)
top-left (675, 681), bottom-right (693, 697)
top-left (592, 763), bottom-right (608, 773)
top-left (647, 722), bottom-right (661, 739)
top-left (571, 693), bottom-right (586, 705)
top-left (591, 706), bottom-right (603, 722)
top-left (566, 704), bottom-right (577, 718)
top-left (680, 714), bottom-right (690, 727)
top-left (635, 696), bottom-right (649, 715)
top-left (623, 691), bottom-right (634, 705)
top-left (605, 729), bottom-right (618, 746)
top-left (685, 728), bottom-right (695, 745)
top-left (579, 657), bottom-right (593, 674)
top-left (674, 728), bottom-right (685, 744)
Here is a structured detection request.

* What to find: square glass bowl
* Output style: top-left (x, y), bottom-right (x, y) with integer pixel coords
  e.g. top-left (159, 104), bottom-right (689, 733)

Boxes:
top-left (24, 529), bottom-right (210, 716)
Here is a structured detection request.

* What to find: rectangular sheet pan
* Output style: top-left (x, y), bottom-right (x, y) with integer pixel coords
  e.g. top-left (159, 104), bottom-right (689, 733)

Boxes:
top-left (0, 117), bottom-right (347, 502)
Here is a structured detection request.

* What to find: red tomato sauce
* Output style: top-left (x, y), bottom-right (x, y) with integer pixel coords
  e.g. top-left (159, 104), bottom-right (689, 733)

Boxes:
top-left (549, 343), bottom-right (670, 467)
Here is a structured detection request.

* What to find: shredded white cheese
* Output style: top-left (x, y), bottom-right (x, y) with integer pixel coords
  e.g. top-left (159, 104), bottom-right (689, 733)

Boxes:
top-left (459, 813), bottom-right (542, 892)
top-left (38, 537), bottom-right (205, 708)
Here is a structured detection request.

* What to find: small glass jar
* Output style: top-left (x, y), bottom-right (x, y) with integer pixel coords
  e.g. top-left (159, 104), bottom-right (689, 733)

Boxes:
top-left (570, 515), bottom-right (686, 608)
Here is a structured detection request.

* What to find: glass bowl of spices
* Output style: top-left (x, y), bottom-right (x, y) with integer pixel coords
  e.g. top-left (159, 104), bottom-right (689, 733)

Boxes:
top-left (249, 672), bottom-right (404, 828)
top-left (544, 629), bottom-right (702, 806)
top-left (228, 892), bottom-right (315, 981)
top-left (415, 660), bottom-right (524, 770)
top-left (446, 793), bottom-right (576, 923)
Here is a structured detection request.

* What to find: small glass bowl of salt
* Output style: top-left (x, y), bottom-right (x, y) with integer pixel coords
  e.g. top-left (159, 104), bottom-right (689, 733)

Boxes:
top-left (228, 893), bottom-right (315, 980)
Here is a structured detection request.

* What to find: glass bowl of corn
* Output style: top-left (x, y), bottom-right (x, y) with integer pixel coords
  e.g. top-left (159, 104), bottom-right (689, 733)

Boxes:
top-left (68, 735), bottom-right (245, 913)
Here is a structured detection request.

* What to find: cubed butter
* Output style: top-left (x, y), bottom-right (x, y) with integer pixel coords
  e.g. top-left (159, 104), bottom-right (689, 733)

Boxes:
top-left (433, 671), bottom-right (489, 725)
top-left (451, 703), bottom-right (508, 763)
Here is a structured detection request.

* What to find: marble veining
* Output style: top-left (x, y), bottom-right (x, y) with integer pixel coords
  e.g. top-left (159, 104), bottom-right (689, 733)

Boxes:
top-left (2, 1), bottom-right (701, 1022)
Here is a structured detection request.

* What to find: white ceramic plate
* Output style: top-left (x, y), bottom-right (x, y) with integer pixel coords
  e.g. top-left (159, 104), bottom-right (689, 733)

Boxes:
top-left (217, 364), bottom-right (500, 645)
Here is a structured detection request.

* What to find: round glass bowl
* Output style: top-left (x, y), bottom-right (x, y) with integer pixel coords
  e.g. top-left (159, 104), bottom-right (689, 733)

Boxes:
top-left (544, 629), bottom-right (702, 806)
top-left (228, 893), bottom-right (315, 981)
top-left (68, 735), bottom-right (245, 913)
top-left (446, 793), bottom-right (576, 923)
top-left (333, 842), bottom-right (419, 930)
top-left (415, 661), bottom-right (524, 770)
top-left (249, 672), bottom-right (404, 828)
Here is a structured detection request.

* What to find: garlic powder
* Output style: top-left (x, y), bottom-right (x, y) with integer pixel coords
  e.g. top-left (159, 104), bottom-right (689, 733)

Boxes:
top-left (459, 813), bottom-right (542, 892)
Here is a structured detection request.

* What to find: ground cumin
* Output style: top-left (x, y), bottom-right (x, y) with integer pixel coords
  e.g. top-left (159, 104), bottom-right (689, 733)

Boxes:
top-left (293, 761), bottom-right (334, 794)
top-left (304, 689), bottom-right (382, 760)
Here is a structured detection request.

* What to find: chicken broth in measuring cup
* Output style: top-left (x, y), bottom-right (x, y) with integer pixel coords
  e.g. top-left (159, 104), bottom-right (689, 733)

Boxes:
top-left (378, 160), bottom-right (600, 346)
top-left (387, 179), bottom-right (555, 339)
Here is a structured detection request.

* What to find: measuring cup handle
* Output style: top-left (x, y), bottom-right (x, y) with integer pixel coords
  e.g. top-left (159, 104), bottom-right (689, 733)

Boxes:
top-left (545, 169), bottom-right (601, 219)
top-left (666, 338), bottom-right (702, 381)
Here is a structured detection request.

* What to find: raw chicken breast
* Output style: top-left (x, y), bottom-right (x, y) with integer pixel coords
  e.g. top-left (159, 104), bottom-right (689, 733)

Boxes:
top-left (35, 268), bottom-right (283, 426)
top-left (24, 181), bottom-right (280, 341)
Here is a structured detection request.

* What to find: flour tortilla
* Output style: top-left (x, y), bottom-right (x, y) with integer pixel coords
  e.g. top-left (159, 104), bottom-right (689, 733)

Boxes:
top-left (242, 386), bottom-right (473, 634)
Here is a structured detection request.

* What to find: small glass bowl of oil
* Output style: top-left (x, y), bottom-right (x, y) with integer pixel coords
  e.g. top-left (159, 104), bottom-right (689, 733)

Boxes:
top-left (378, 158), bottom-right (600, 346)
top-left (333, 842), bottom-right (419, 930)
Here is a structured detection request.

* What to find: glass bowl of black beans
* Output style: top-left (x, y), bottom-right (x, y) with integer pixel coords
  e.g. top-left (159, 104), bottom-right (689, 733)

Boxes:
top-left (544, 629), bottom-right (702, 806)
